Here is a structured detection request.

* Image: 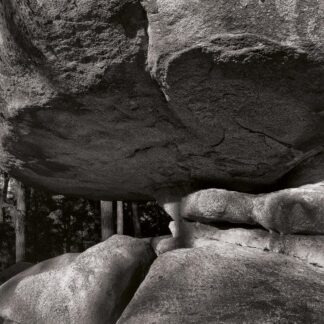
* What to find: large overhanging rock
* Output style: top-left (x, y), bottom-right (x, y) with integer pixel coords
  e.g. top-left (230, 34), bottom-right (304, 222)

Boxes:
top-left (0, 0), bottom-right (324, 199)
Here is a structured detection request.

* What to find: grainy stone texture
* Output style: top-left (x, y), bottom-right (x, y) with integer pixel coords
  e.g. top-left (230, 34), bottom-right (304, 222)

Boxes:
top-left (0, 235), bottom-right (156, 324)
top-left (173, 220), bottom-right (324, 268)
top-left (118, 242), bottom-right (324, 324)
top-left (183, 182), bottom-right (324, 234)
top-left (182, 188), bottom-right (256, 224)
top-left (0, 0), bottom-right (324, 199)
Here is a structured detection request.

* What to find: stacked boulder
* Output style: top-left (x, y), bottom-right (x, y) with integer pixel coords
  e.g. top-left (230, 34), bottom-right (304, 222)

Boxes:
top-left (121, 184), bottom-right (324, 323)
top-left (1, 186), bottom-right (324, 323)
top-left (182, 182), bottom-right (324, 234)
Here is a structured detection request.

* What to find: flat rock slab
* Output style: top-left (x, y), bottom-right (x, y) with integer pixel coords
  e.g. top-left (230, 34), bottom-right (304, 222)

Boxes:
top-left (172, 221), bottom-right (324, 268)
top-left (0, 235), bottom-right (155, 324)
top-left (182, 182), bottom-right (324, 234)
top-left (0, 1), bottom-right (324, 199)
top-left (118, 242), bottom-right (324, 324)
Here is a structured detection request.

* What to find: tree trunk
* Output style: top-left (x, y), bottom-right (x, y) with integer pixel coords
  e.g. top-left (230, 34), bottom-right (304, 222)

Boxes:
top-left (131, 202), bottom-right (141, 237)
top-left (100, 200), bottom-right (114, 241)
top-left (0, 192), bottom-right (3, 223)
top-left (62, 217), bottom-right (71, 253)
top-left (0, 172), bottom-right (9, 223)
top-left (15, 181), bottom-right (26, 262)
top-left (117, 201), bottom-right (124, 235)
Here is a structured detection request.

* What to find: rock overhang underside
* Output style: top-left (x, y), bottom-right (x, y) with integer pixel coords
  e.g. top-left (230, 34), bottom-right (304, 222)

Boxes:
top-left (0, 0), bottom-right (324, 200)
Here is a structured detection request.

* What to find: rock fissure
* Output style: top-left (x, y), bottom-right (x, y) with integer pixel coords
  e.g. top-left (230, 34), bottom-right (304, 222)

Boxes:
top-left (234, 119), bottom-right (293, 148)
top-left (187, 228), bottom-right (324, 270)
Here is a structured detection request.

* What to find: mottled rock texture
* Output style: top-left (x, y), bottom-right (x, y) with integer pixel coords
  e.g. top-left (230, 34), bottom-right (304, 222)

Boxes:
top-left (172, 220), bottom-right (324, 268)
top-left (183, 182), bottom-right (324, 234)
top-left (182, 188), bottom-right (256, 224)
top-left (0, 0), bottom-right (324, 199)
top-left (0, 235), bottom-right (155, 324)
top-left (118, 242), bottom-right (324, 324)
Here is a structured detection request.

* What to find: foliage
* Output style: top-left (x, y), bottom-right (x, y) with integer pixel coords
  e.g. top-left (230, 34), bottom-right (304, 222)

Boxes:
top-left (0, 222), bottom-right (14, 271)
top-left (137, 201), bottom-right (172, 237)
top-left (0, 181), bottom-right (171, 269)
top-left (25, 193), bottom-right (102, 262)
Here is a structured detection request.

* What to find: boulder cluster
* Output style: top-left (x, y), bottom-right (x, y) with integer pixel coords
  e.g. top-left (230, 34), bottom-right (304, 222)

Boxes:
top-left (1, 184), bottom-right (324, 323)
top-left (0, 0), bottom-right (324, 322)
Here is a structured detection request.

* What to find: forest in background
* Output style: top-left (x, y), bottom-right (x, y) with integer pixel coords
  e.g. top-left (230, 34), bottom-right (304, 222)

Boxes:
top-left (0, 171), bottom-right (171, 271)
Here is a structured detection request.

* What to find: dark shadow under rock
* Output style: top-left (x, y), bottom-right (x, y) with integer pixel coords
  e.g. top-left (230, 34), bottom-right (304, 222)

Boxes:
top-left (0, 262), bottom-right (34, 285)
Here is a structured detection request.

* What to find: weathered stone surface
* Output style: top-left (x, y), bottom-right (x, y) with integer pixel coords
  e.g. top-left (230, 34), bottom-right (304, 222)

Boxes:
top-left (144, 235), bottom-right (172, 255)
top-left (254, 182), bottom-right (324, 234)
top-left (0, 235), bottom-right (155, 324)
top-left (0, 1), bottom-right (324, 199)
top-left (118, 242), bottom-right (324, 324)
top-left (183, 183), bottom-right (324, 234)
top-left (182, 188), bottom-right (255, 224)
top-left (174, 221), bottom-right (324, 268)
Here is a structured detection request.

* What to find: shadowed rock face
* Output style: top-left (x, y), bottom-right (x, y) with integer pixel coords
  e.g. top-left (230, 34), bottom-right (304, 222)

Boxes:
top-left (0, 0), bottom-right (324, 199)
